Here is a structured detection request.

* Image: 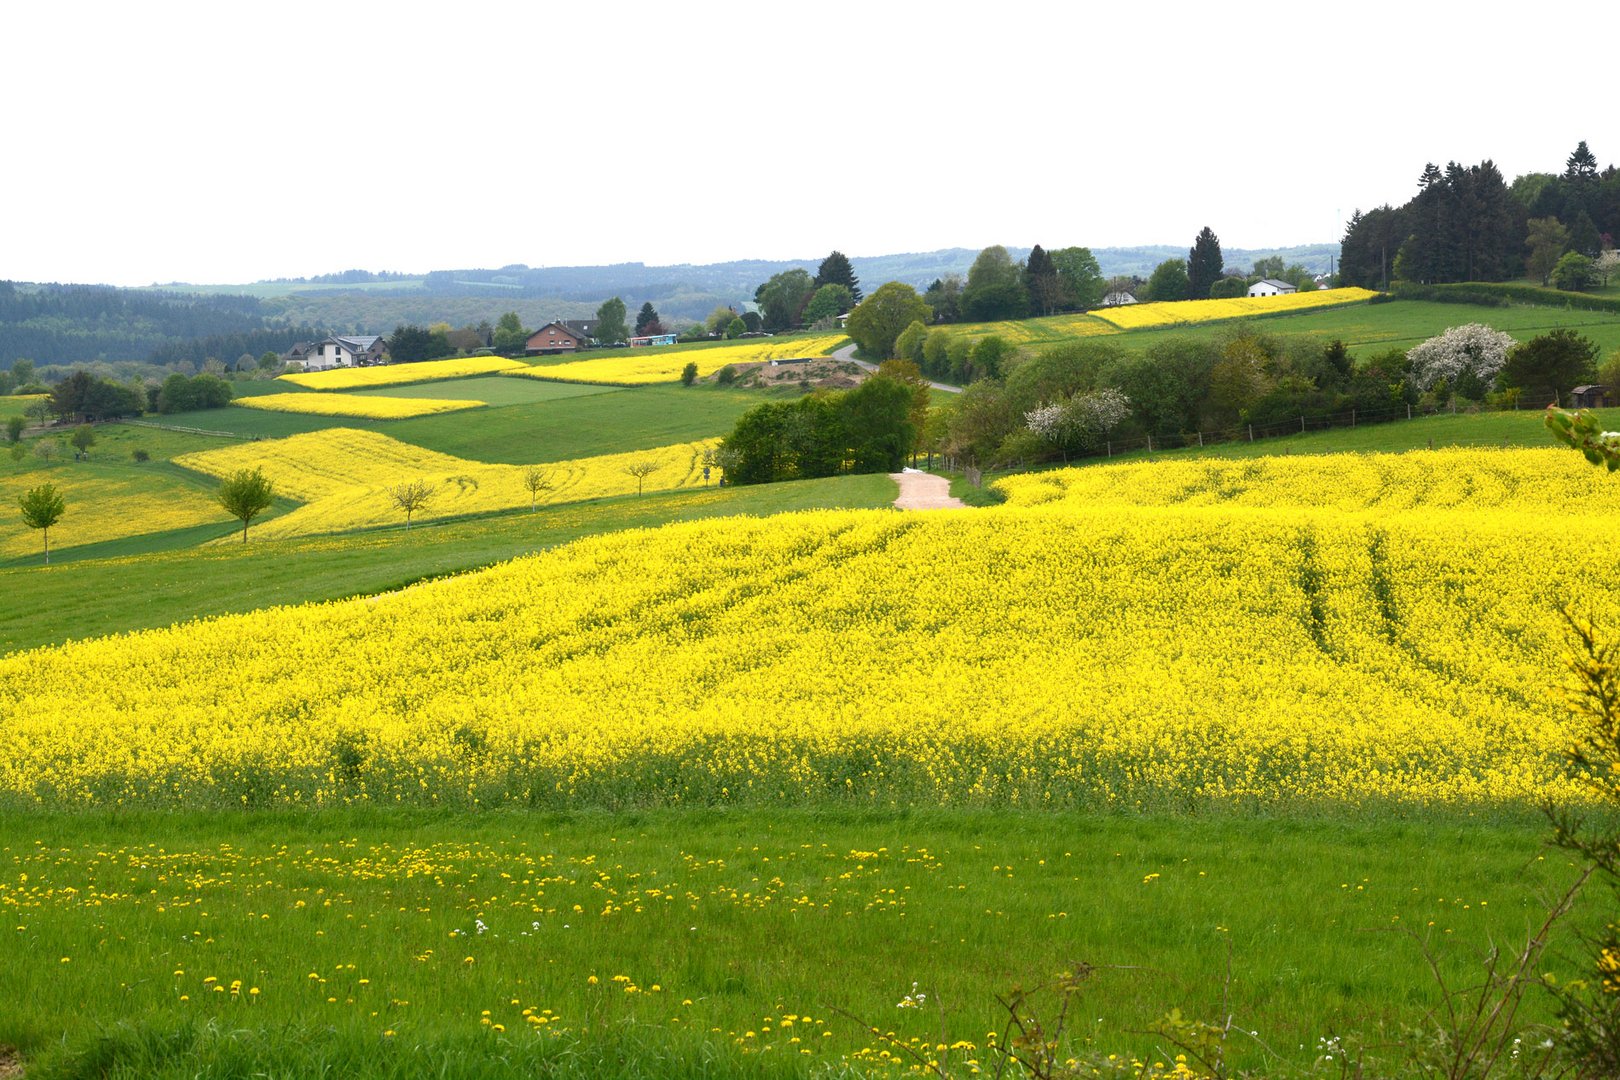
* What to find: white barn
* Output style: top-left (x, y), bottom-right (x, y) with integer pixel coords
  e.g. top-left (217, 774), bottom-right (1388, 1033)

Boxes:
top-left (1248, 278), bottom-right (1298, 298)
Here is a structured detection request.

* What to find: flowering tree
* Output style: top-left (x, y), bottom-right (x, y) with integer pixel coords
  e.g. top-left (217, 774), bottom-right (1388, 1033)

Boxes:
top-left (1406, 323), bottom-right (1516, 392)
top-left (1025, 389), bottom-right (1131, 455)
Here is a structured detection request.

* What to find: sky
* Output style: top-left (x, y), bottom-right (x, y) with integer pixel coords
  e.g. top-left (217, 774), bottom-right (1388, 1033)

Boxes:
top-left (4, 0), bottom-right (1614, 287)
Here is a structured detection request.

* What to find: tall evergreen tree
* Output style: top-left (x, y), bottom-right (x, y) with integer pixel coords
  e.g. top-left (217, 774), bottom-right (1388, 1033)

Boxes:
top-left (635, 302), bottom-right (662, 335)
top-left (814, 251), bottom-right (862, 303)
top-left (1566, 140), bottom-right (1600, 184)
top-left (1023, 244), bottom-right (1062, 316)
top-left (1187, 226), bottom-right (1224, 299)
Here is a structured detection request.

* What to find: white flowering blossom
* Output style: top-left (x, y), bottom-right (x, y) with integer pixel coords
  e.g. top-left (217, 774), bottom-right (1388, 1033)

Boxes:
top-left (1026, 389), bottom-right (1131, 445)
top-left (1406, 323), bottom-right (1516, 390)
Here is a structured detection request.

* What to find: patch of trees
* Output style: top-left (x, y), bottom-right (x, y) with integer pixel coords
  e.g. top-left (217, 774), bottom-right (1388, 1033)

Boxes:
top-left (49, 370), bottom-right (146, 421)
top-left (146, 324), bottom-right (323, 368)
top-left (1341, 142), bottom-right (1620, 290)
top-left (934, 328), bottom-right (1403, 467)
top-left (719, 375), bottom-right (918, 484)
top-left (156, 372), bottom-right (234, 413)
top-left (750, 252), bottom-right (864, 333)
top-left (388, 324), bottom-right (453, 364)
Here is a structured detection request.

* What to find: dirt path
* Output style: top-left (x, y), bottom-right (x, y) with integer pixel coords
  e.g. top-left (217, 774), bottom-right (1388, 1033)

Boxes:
top-left (890, 469), bottom-right (967, 510)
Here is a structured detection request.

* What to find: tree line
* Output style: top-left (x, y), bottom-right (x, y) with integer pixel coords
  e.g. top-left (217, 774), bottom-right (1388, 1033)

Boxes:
top-left (1341, 141), bottom-right (1620, 291)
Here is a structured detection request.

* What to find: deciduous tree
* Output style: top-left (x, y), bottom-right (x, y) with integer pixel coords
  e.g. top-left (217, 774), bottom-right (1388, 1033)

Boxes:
top-left (962, 246), bottom-right (1028, 321)
top-left (522, 466), bottom-right (553, 510)
top-left (845, 282), bottom-right (932, 360)
top-left (1050, 247), bottom-right (1104, 310)
top-left (623, 458), bottom-right (661, 494)
top-left (389, 478), bottom-right (435, 529)
top-left (1527, 217), bottom-right (1572, 285)
top-left (1499, 329), bottom-right (1598, 400)
top-left (18, 482), bottom-right (65, 564)
top-left (594, 297), bottom-right (630, 344)
top-left (493, 312), bottom-right (528, 356)
top-left (217, 467), bottom-right (275, 543)
top-left (1143, 258), bottom-right (1189, 302)
top-left (755, 269), bottom-right (816, 331)
top-left (803, 284), bottom-right (853, 327)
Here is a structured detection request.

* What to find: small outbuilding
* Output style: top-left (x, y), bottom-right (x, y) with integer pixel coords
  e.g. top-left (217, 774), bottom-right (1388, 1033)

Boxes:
top-left (1572, 385), bottom-right (1611, 408)
top-left (1248, 278), bottom-right (1298, 298)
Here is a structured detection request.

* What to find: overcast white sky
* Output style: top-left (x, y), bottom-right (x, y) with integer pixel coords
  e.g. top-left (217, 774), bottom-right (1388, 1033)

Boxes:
top-left (3, 1), bottom-right (1613, 286)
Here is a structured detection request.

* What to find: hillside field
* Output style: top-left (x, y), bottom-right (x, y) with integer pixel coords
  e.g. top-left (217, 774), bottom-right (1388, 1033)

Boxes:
top-left (5, 294), bottom-right (1620, 1078)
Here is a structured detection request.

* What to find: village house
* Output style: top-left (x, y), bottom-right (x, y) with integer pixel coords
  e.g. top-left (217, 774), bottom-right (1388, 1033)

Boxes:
top-left (1248, 278), bottom-right (1298, 298)
top-left (525, 320), bottom-right (597, 356)
top-left (282, 334), bottom-right (388, 370)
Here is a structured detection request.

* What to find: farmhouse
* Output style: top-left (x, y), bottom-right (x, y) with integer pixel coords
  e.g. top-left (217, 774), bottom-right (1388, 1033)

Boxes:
top-left (525, 321), bottom-right (596, 356)
top-left (1248, 278), bottom-right (1298, 298)
top-left (283, 335), bottom-right (387, 371)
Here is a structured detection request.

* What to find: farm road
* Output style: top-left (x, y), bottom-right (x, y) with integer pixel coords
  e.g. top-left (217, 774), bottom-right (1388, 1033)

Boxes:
top-left (890, 469), bottom-right (966, 510)
top-left (832, 344), bottom-right (963, 393)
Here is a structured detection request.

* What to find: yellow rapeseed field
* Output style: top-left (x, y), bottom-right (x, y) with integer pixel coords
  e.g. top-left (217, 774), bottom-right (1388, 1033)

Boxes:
top-left (515, 335), bottom-right (849, 385)
top-left (1, 466), bottom-right (233, 559)
top-left (1090, 287), bottom-right (1380, 330)
top-left (174, 428), bottom-right (713, 538)
top-left (278, 357), bottom-right (526, 390)
top-left (948, 313), bottom-right (1120, 344)
top-left (0, 448), bottom-right (1608, 810)
top-left (233, 392), bottom-right (486, 420)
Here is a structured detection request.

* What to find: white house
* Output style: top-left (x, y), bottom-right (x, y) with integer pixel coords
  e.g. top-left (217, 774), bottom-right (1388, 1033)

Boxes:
top-left (1248, 278), bottom-right (1298, 298)
top-left (1100, 291), bottom-right (1138, 306)
top-left (285, 335), bottom-right (387, 371)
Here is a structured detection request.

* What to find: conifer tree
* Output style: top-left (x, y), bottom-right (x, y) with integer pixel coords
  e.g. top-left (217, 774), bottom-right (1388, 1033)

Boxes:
top-left (1187, 226), bottom-right (1224, 299)
top-left (814, 251), bottom-right (862, 303)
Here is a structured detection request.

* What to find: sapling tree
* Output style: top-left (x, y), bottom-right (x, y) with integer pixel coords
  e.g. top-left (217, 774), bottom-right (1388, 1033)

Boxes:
top-left (18, 481), bottom-right (65, 564)
top-left (216, 467), bottom-right (275, 542)
top-left (623, 459), bottom-right (660, 495)
top-left (522, 466), bottom-right (553, 510)
top-left (389, 478), bottom-right (435, 529)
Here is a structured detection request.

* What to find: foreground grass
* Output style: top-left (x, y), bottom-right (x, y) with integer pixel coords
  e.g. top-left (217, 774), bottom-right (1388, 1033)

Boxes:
top-left (0, 473), bottom-right (898, 654)
top-left (1, 807), bottom-right (1593, 1079)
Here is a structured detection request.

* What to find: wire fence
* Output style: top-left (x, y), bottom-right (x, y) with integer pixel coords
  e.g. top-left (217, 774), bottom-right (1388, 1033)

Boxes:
top-left (119, 419), bottom-right (259, 440)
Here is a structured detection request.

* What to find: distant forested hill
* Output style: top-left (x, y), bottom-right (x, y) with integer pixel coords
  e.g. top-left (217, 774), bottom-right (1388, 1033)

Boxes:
top-left (7, 242), bottom-right (1339, 367)
top-left (0, 281), bottom-right (313, 366)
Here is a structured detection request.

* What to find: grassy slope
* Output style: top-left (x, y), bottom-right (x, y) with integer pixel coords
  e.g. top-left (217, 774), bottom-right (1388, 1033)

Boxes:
top-left (0, 473), bottom-right (898, 654)
top-left (2, 808), bottom-right (1588, 1079)
top-left (946, 297), bottom-right (1620, 360)
top-left (1107, 298), bottom-right (1620, 359)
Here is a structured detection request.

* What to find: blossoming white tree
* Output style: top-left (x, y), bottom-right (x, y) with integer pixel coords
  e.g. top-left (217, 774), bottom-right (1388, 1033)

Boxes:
top-left (1026, 388), bottom-right (1131, 455)
top-left (1406, 323), bottom-right (1516, 392)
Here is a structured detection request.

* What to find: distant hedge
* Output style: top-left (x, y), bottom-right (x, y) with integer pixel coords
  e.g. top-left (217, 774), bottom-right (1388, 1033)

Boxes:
top-left (1392, 282), bottom-right (1620, 314)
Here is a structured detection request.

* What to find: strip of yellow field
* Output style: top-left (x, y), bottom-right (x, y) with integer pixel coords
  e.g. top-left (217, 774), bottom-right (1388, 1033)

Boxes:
top-left (994, 446), bottom-right (1620, 515)
top-left (278, 356), bottom-right (526, 390)
top-left (175, 427), bottom-right (714, 538)
top-left (1090, 287), bottom-right (1380, 330)
top-left (514, 335), bottom-right (849, 385)
top-left (0, 466), bottom-right (233, 559)
top-left (233, 393), bottom-right (485, 420)
top-left (946, 312), bottom-right (1119, 343)
top-left (1, 447), bottom-right (1611, 810)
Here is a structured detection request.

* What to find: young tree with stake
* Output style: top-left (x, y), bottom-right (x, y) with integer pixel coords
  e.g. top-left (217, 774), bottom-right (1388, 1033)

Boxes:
top-left (18, 482), bottom-right (65, 564)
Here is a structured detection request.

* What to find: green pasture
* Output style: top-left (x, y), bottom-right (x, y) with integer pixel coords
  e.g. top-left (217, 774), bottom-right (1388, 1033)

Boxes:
top-left (346, 376), bottom-right (617, 405)
top-left (0, 473), bottom-right (899, 654)
top-left (1, 807), bottom-right (1596, 1079)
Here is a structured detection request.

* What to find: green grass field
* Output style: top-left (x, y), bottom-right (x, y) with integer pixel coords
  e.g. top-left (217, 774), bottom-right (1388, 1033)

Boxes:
top-left (2, 807), bottom-right (1594, 1080)
top-left (345, 376), bottom-right (618, 405)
